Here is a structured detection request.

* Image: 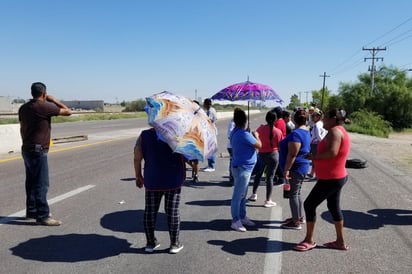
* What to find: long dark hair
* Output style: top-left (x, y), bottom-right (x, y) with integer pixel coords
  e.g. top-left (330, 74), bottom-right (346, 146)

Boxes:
top-left (233, 108), bottom-right (247, 128)
top-left (293, 109), bottom-right (307, 126)
top-left (266, 111), bottom-right (277, 147)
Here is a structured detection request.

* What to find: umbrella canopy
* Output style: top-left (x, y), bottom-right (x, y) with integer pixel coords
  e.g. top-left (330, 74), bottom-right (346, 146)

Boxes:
top-left (211, 80), bottom-right (283, 129)
top-left (145, 91), bottom-right (218, 161)
top-left (211, 80), bottom-right (283, 103)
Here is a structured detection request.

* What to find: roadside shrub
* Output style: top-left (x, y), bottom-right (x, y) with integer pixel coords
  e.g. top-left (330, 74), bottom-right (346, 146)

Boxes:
top-left (345, 109), bottom-right (391, 138)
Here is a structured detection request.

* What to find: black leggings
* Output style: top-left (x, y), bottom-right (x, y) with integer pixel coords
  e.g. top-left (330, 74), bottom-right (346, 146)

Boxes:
top-left (304, 176), bottom-right (348, 222)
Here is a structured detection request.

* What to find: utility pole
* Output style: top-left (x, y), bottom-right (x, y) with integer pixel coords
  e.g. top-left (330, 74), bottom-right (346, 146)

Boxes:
top-left (298, 91), bottom-right (302, 105)
top-left (363, 47), bottom-right (386, 95)
top-left (195, 89), bottom-right (198, 101)
top-left (319, 72), bottom-right (330, 110)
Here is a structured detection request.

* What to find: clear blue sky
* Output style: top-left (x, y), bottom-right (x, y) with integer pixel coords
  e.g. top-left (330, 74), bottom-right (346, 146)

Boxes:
top-left (1, 0), bottom-right (411, 105)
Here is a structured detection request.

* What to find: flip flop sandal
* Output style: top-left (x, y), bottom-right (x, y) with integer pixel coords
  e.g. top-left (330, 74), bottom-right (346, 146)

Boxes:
top-left (294, 241), bottom-right (317, 251)
top-left (324, 241), bottom-right (349, 251)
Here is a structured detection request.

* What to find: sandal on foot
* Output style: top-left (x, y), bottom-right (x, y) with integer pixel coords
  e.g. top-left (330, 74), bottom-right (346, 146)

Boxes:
top-left (324, 241), bottom-right (349, 251)
top-left (294, 241), bottom-right (316, 251)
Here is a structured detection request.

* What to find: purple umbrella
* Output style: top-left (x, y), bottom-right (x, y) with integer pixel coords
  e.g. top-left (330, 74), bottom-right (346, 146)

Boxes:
top-left (211, 79), bottom-right (283, 128)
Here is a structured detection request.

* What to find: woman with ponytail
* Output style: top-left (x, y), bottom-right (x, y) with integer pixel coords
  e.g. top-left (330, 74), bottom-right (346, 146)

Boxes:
top-left (248, 111), bottom-right (283, 207)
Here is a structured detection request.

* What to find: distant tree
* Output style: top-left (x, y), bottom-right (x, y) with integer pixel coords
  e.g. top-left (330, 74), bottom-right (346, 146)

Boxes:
top-left (122, 99), bottom-right (146, 112)
top-left (327, 94), bottom-right (344, 111)
top-left (337, 66), bottom-right (412, 129)
top-left (339, 82), bottom-right (369, 114)
top-left (312, 88), bottom-right (330, 110)
top-left (287, 94), bottom-right (300, 110)
top-left (12, 98), bottom-right (25, 104)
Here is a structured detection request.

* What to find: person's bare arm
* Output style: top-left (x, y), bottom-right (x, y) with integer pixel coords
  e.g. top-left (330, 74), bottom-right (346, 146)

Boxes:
top-left (252, 131), bottom-right (262, 149)
top-left (283, 141), bottom-right (301, 179)
top-left (46, 95), bottom-right (72, 116)
top-left (133, 138), bottom-right (144, 188)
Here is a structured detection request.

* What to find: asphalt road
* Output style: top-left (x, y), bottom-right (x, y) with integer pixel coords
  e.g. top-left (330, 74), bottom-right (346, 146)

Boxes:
top-left (0, 113), bottom-right (411, 274)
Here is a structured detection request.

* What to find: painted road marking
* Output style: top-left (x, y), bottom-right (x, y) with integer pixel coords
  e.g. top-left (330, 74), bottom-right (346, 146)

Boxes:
top-left (0, 184), bottom-right (95, 226)
top-left (264, 205), bottom-right (283, 274)
top-left (0, 139), bottom-right (121, 163)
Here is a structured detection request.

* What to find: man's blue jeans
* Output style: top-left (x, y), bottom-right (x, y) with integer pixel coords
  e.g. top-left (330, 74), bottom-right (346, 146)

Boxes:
top-left (22, 150), bottom-right (50, 221)
top-left (230, 165), bottom-right (252, 222)
top-left (207, 154), bottom-right (216, 169)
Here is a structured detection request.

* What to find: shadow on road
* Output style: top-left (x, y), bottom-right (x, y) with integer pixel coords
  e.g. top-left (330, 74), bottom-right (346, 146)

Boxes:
top-left (10, 233), bottom-right (139, 262)
top-left (321, 208), bottom-right (412, 229)
top-left (208, 236), bottom-right (297, 255)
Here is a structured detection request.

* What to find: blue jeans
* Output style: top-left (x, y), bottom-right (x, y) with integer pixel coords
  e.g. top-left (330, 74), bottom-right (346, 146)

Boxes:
top-left (22, 150), bottom-right (50, 221)
top-left (230, 166), bottom-right (252, 222)
top-left (227, 148), bottom-right (233, 180)
top-left (207, 154), bottom-right (216, 169)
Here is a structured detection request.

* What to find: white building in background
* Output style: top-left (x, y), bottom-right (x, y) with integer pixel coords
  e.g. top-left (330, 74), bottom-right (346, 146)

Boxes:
top-left (0, 96), bottom-right (13, 113)
top-left (1, 98), bottom-right (106, 113)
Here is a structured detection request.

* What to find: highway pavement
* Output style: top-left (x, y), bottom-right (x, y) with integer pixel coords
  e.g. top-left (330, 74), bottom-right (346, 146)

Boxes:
top-left (0, 113), bottom-right (411, 274)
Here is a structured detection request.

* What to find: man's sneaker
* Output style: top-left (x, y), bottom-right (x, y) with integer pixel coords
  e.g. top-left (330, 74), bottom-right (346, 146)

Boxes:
top-left (264, 200), bottom-right (277, 208)
top-left (282, 216), bottom-right (306, 224)
top-left (203, 167), bottom-right (215, 172)
top-left (241, 216), bottom-right (256, 226)
top-left (169, 243), bottom-right (184, 254)
top-left (145, 241), bottom-right (160, 253)
top-left (280, 220), bottom-right (302, 230)
top-left (36, 217), bottom-right (62, 226)
top-left (248, 193), bottom-right (257, 202)
top-left (231, 220), bottom-right (247, 232)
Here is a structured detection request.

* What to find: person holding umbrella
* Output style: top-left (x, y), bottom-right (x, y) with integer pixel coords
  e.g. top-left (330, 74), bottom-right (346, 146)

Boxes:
top-left (134, 128), bottom-right (186, 254)
top-left (134, 91), bottom-right (217, 254)
top-left (230, 108), bottom-right (262, 232)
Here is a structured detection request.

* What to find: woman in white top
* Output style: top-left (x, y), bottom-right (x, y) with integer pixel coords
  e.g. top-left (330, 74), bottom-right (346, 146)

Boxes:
top-left (308, 108), bottom-right (327, 179)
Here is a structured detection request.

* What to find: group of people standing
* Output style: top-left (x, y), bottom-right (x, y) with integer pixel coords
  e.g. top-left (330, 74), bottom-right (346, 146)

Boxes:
top-left (228, 106), bottom-right (351, 252)
top-left (19, 82), bottom-right (349, 255)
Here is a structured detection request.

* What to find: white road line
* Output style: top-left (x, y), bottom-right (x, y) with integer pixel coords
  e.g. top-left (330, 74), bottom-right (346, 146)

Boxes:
top-left (264, 205), bottom-right (283, 274)
top-left (0, 184), bottom-right (95, 226)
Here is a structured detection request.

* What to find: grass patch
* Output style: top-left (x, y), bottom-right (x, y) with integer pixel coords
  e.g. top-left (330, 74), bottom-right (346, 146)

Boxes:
top-left (52, 112), bottom-right (146, 123)
top-left (0, 112), bottom-right (147, 125)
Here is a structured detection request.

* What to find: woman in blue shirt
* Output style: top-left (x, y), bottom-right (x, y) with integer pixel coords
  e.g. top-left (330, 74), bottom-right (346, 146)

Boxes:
top-left (230, 108), bottom-right (262, 232)
top-left (279, 109), bottom-right (311, 230)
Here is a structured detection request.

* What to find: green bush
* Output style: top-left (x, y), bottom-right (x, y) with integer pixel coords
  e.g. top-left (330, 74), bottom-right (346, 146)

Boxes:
top-left (345, 109), bottom-right (391, 138)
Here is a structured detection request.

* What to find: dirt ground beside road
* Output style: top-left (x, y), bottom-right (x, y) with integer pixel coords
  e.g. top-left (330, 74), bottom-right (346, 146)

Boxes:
top-left (348, 131), bottom-right (412, 174)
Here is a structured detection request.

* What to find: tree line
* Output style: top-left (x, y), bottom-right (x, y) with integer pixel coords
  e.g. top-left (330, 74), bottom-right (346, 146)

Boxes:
top-left (287, 66), bottom-right (412, 132)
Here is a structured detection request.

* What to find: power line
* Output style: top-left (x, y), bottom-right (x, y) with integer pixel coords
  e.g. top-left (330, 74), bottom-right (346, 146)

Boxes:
top-left (328, 16), bottom-right (412, 78)
top-left (365, 16), bottom-right (412, 48)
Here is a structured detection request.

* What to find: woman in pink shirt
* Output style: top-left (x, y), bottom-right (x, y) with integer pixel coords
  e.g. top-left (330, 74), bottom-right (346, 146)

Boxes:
top-left (294, 109), bottom-right (350, 252)
top-left (248, 111), bottom-right (283, 207)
